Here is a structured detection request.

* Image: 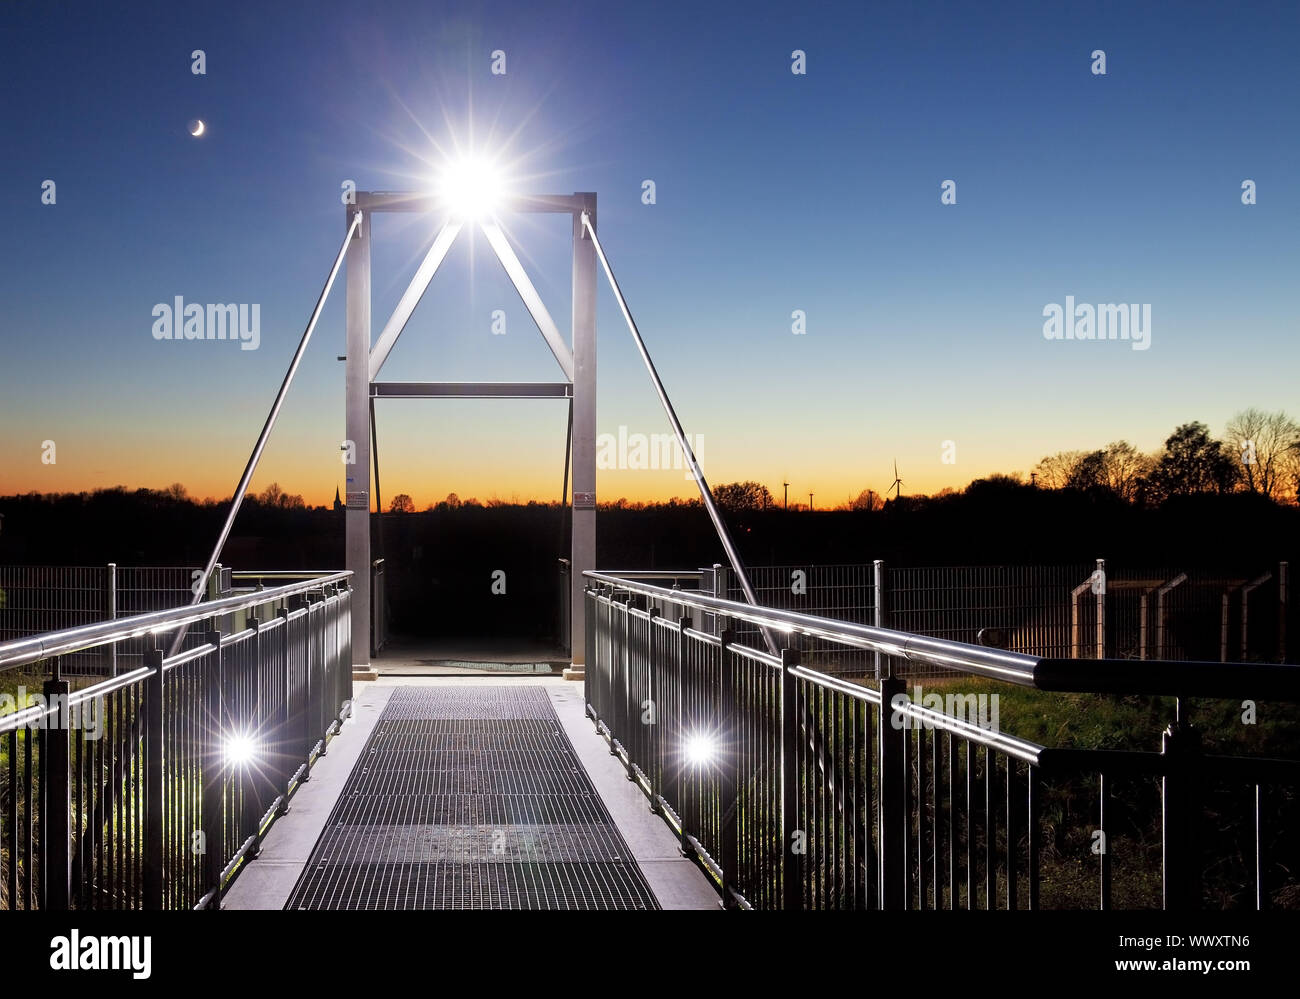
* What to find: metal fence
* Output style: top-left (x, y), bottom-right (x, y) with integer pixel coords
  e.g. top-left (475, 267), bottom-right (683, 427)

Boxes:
top-left (0, 565), bottom-right (234, 676)
top-left (0, 570), bottom-right (352, 910)
top-left (584, 570), bottom-right (1300, 911)
top-left (716, 561), bottom-right (1292, 676)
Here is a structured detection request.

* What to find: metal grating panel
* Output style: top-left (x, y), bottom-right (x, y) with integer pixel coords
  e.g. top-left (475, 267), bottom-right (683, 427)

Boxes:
top-left (286, 686), bottom-right (660, 910)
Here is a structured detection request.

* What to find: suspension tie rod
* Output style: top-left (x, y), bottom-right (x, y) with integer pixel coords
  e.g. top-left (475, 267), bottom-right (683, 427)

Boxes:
top-left (169, 210), bottom-right (364, 656)
top-left (580, 211), bottom-right (777, 656)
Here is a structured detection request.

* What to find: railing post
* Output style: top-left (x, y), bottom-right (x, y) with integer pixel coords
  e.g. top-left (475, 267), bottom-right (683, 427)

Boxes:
top-left (277, 606), bottom-right (292, 806)
top-left (610, 594), bottom-right (626, 757)
top-left (622, 594), bottom-right (634, 777)
top-left (41, 659), bottom-right (71, 911)
top-left (780, 647), bottom-right (802, 910)
top-left (719, 629), bottom-right (738, 909)
top-left (242, 616), bottom-right (263, 851)
top-left (303, 595), bottom-right (316, 762)
top-left (676, 615), bottom-right (692, 856)
top-left (647, 606), bottom-right (661, 812)
top-left (201, 626), bottom-right (225, 909)
top-left (106, 562), bottom-right (118, 677)
top-left (873, 560), bottom-right (886, 680)
top-left (878, 671), bottom-right (908, 910)
top-left (143, 645), bottom-right (165, 910)
top-left (1161, 709), bottom-right (1202, 911)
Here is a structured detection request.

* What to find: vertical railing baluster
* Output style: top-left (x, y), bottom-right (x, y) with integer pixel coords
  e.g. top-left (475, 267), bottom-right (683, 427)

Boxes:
top-left (964, 740), bottom-right (973, 910)
top-left (647, 608), bottom-right (661, 811)
top-left (1006, 756), bottom-right (1018, 910)
top-left (1255, 783), bottom-right (1265, 911)
top-left (780, 647), bottom-right (801, 910)
top-left (947, 731), bottom-right (956, 909)
top-left (1099, 772), bottom-right (1110, 911)
top-left (143, 646), bottom-right (164, 910)
top-left (917, 719), bottom-right (927, 910)
top-left (1028, 765), bottom-right (1040, 911)
top-left (42, 659), bottom-right (72, 910)
top-left (719, 631), bottom-right (738, 908)
top-left (241, 617), bottom-right (262, 847)
top-left (985, 746), bottom-right (995, 909)
top-left (878, 673), bottom-right (906, 910)
top-left (201, 627), bottom-right (224, 909)
top-left (676, 616), bottom-right (691, 856)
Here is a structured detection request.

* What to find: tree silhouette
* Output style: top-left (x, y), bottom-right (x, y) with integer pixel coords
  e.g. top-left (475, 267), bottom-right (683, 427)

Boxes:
top-left (389, 494), bottom-right (415, 513)
top-left (713, 481), bottom-right (775, 511)
top-left (1224, 408), bottom-right (1300, 500)
top-left (1147, 422), bottom-right (1238, 500)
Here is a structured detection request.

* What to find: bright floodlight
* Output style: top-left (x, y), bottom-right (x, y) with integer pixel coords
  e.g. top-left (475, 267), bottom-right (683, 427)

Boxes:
top-left (438, 156), bottom-right (505, 219)
top-left (684, 734), bottom-right (716, 767)
top-left (224, 732), bottom-right (256, 767)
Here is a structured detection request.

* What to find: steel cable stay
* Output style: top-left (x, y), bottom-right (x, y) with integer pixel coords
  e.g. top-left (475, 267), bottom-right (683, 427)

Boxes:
top-left (170, 209), bottom-right (364, 656)
top-left (579, 211), bottom-right (777, 657)
top-left (580, 213), bottom-right (863, 869)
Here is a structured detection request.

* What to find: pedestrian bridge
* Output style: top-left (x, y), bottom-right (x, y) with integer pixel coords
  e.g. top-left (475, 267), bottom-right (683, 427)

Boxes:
top-left (2, 567), bottom-right (1297, 911)
top-left (2, 185), bottom-right (1297, 912)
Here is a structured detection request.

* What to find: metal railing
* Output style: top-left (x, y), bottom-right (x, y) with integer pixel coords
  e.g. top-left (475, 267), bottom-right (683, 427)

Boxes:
top-left (0, 570), bottom-right (352, 910)
top-left (584, 570), bottom-right (1300, 911)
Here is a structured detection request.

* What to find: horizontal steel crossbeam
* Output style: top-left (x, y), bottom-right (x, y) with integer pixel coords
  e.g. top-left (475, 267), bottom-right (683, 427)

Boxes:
top-left (371, 381), bottom-right (573, 399)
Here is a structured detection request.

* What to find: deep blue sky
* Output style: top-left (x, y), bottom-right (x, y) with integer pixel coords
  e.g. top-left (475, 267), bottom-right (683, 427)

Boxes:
top-left (2, 0), bottom-right (1296, 505)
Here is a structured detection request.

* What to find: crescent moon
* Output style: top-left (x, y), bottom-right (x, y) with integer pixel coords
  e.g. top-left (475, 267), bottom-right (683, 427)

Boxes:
top-left (190, 119), bottom-right (205, 137)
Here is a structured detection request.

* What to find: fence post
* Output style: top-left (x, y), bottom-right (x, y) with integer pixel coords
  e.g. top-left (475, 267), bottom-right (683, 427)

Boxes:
top-left (780, 647), bottom-right (802, 910)
top-left (143, 644), bottom-right (165, 909)
top-left (878, 671), bottom-right (908, 910)
top-left (106, 563), bottom-right (118, 677)
top-left (1094, 558), bottom-right (1106, 659)
top-left (41, 659), bottom-right (71, 910)
top-left (1161, 708), bottom-right (1202, 911)
top-left (1278, 561), bottom-right (1288, 663)
top-left (873, 560), bottom-right (886, 680)
top-left (201, 626), bottom-right (225, 909)
top-left (713, 562), bottom-right (730, 635)
top-left (719, 629), bottom-right (739, 909)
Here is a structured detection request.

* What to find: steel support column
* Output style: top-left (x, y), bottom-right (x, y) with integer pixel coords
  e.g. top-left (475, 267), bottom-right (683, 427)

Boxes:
top-left (345, 206), bottom-right (372, 671)
top-left (570, 193), bottom-right (597, 667)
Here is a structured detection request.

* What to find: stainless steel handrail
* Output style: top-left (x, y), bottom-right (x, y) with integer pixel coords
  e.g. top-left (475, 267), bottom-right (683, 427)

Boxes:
top-left (0, 570), bottom-right (351, 671)
top-left (585, 570), bottom-right (1300, 699)
top-left (594, 569), bottom-right (705, 582)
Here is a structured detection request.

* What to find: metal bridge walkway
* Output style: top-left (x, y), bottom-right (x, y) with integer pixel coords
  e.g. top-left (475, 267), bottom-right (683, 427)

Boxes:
top-left (283, 685), bottom-right (660, 910)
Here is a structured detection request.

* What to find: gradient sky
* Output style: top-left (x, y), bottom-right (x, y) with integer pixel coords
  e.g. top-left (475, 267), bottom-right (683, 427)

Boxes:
top-left (2, 0), bottom-right (1297, 509)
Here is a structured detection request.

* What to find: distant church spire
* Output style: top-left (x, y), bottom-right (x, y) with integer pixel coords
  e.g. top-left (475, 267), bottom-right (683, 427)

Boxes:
top-left (334, 486), bottom-right (343, 511)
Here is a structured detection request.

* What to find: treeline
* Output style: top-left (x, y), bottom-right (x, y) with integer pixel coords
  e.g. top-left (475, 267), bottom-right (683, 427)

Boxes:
top-left (1028, 411), bottom-right (1300, 506)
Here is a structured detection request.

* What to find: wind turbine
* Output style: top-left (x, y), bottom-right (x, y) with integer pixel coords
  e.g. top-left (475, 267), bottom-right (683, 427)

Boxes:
top-left (889, 460), bottom-right (904, 501)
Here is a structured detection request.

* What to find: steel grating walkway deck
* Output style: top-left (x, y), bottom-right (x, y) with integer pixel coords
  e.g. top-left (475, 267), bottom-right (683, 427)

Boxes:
top-left (285, 685), bottom-right (661, 909)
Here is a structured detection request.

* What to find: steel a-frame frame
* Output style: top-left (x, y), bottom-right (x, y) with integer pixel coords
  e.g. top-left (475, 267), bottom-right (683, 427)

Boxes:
top-left (344, 192), bottom-right (597, 674)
